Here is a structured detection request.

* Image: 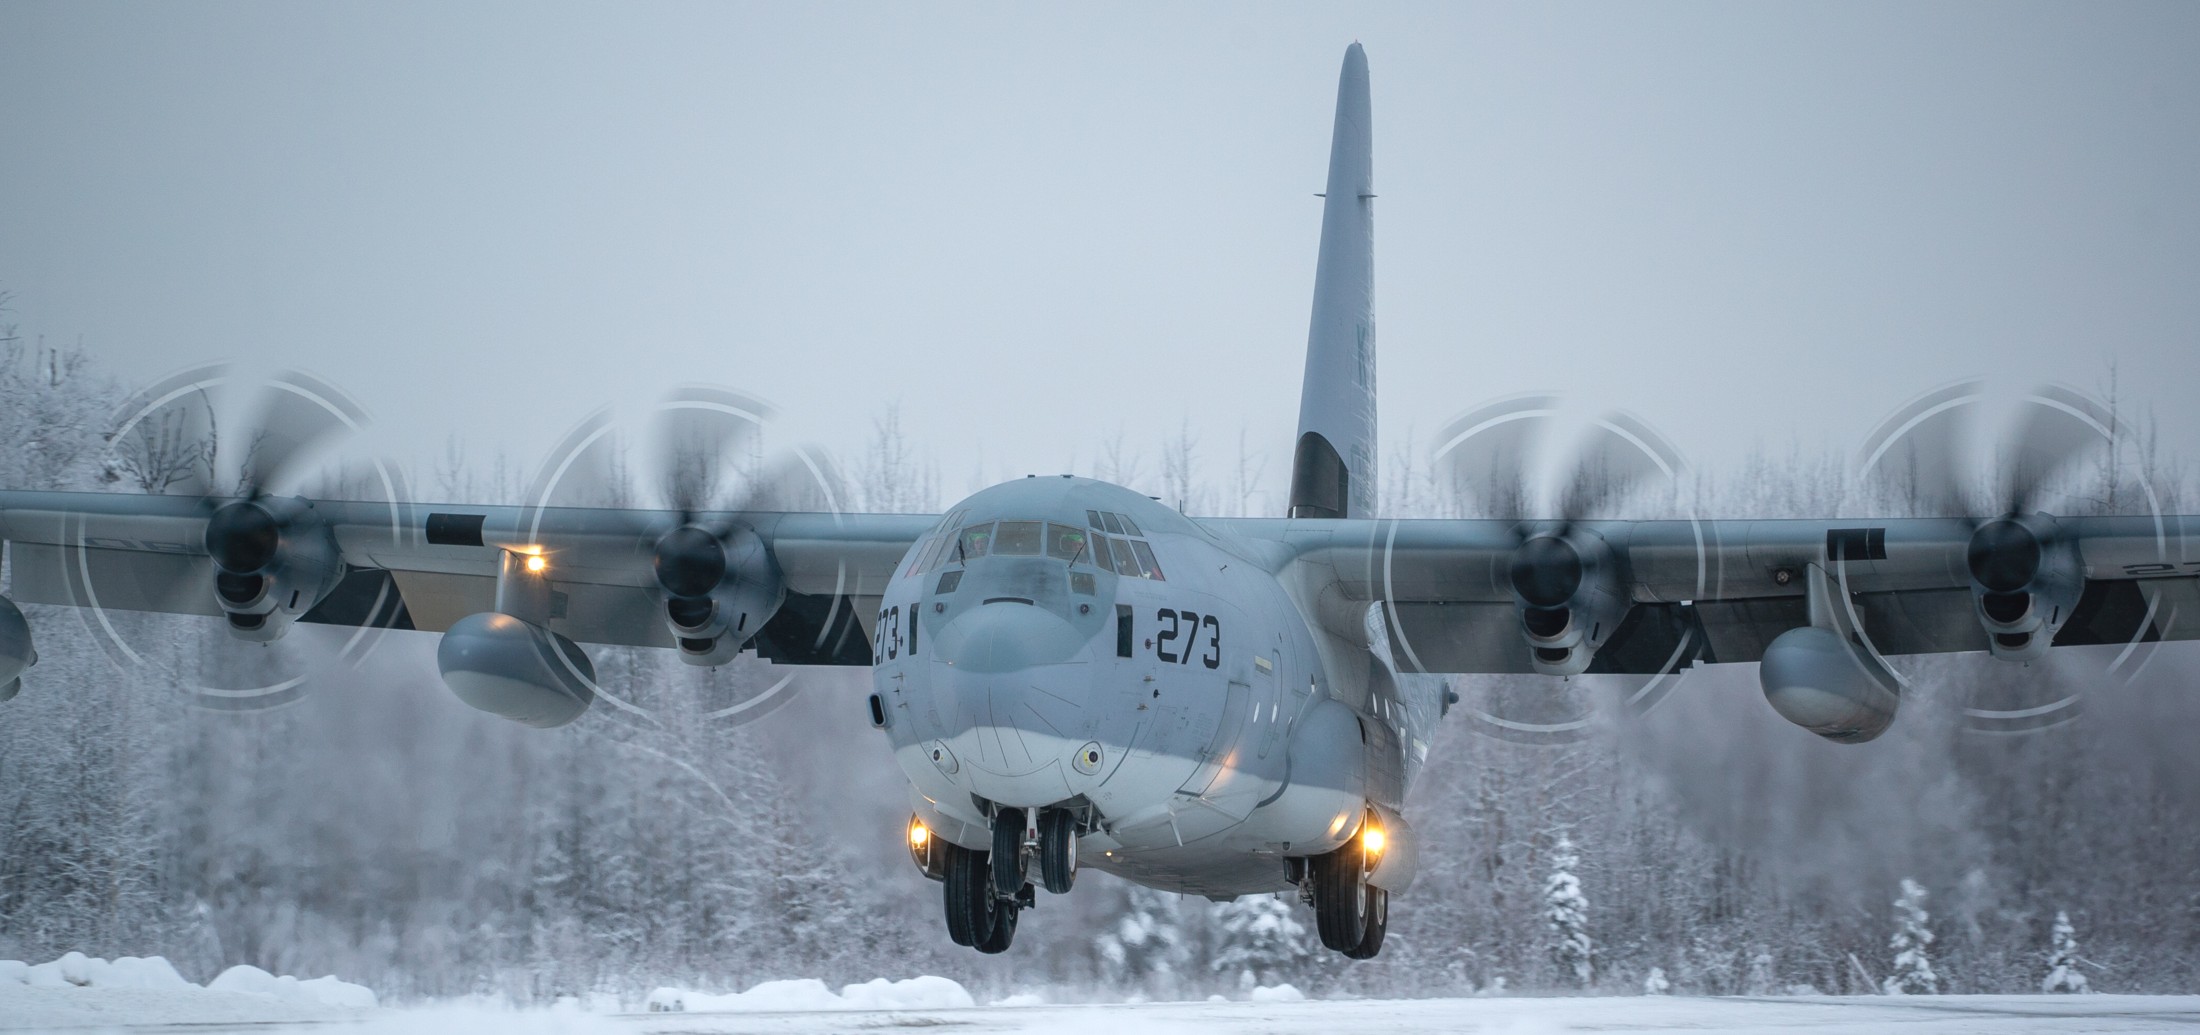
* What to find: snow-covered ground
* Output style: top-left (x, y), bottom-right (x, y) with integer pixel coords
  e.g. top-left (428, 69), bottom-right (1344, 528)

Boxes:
top-left (6, 985), bottom-right (2200, 1034)
top-left (0, 953), bottom-right (375, 1031)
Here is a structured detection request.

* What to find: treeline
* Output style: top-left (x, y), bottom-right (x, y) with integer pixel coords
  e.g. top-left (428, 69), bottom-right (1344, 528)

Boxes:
top-left (1, 314), bottom-right (2196, 1000)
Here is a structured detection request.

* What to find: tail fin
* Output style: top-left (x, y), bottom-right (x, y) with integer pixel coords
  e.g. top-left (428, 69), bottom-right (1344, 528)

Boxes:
top-left (1288, 43), bottom-right (1376, 520)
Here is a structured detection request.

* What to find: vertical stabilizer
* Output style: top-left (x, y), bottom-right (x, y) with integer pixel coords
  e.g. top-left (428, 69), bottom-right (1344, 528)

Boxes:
top-left (1288, 43), bottom-right (1376, 520)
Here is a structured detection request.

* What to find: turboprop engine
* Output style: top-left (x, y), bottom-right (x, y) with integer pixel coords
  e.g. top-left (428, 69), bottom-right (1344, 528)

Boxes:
top-left (0, 595), bottom-right (35, 701)
top-left (436, 611), bottom-right (597, 728)
top-left (652, 522), bottom-right (784, 667)
top-left (1507, 529), bottom-right (1631, 676)
top-left (1965, 513), bottom-right (2083, 662)
top-left (202, 497), bottom-right (347, 642)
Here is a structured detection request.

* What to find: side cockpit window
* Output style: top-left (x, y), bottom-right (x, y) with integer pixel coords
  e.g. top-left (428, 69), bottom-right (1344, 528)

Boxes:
top-left (1087, 515), bottom-right (1165, 581)
top-left (1129, 540), bottom-right (1164, 580)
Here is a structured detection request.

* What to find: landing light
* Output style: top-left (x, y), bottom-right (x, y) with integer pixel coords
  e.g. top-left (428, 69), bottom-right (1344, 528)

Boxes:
top-left (524, 554), bottom-right (548, 575)
top-left (1361, 825), bottom-right (1387, 858)
top-left (908, 819), bottom-right (930, 848)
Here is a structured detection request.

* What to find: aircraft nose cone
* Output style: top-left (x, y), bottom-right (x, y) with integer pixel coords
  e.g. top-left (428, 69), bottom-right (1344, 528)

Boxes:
top-left (933, 601), bottom-right (1087, 674)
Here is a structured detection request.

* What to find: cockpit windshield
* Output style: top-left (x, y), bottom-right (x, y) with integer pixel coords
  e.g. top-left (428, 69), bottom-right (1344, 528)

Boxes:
top-left (1046, 523), bottom-right (1090, 562)
top-left (994, 520), bottom-right (1043, 555)
top-left (958, 523), bottom-right (994, 561)
top-left (917, 515), bottom-right (1153, 578)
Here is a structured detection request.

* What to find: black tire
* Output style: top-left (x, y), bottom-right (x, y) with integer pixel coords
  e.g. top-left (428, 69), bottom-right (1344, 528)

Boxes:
top-left (943, 843), bottom-right (996, 948)
top-left (1313, 840), bottom-right (1368, 951)
top-left (1038, 809), bottom-right (1078, 894)
top-left (1342, 887), bottom-right (1388, 959)
top-left (991, 808), bottom-right (1026, 898)
top-left (975, 900), bottom-right (1019, 954)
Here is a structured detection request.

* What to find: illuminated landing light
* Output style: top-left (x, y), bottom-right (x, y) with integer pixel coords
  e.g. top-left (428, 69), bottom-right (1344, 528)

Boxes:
top-left (906, 816), bottom-right (933, 874)
top-left (1361, 824), bottom-right (1387, 858)
top-left (524, 554), bottom-right (548, 574)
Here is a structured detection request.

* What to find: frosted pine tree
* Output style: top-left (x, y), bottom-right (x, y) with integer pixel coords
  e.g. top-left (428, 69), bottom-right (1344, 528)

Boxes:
top-left (1098, 885), bottom-right (1191, 995)
top-left (2042, 911), bottom-right (2092, 993)
top-left (1882, 879), bottom-right (1939, 995)
top-left (1642, 967), bottom-right (1670, 995)
top-left (1209, 894), bottom-right (1311, 990)
top-left (1545, 834), bottom-right (1594, 986)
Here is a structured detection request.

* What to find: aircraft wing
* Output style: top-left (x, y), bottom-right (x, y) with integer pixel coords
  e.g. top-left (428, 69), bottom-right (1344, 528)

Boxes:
top-left (0, 489), bottom-right (937, 666)
top-left (1209, 514), bottom-right (2200, 676)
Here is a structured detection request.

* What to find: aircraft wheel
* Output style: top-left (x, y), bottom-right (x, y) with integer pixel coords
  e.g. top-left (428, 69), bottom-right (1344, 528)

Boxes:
top-left (1038, 809), bottom-right (1077, 894)
top-left (974, 899), bottom-right (1019, 954)
top-left (1313, 840), bottom-right (1368, 951)
top-left (943, 843), bottom-right (996, 948)
top-left (1341, 886), bottom-right (1388, 959)
top-left (991, 808), bottom-right (1027, 898)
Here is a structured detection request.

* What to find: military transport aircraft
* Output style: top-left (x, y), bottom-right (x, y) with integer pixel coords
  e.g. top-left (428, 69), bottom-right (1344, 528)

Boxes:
top-left (1, 44), bottom-right (2195, 960)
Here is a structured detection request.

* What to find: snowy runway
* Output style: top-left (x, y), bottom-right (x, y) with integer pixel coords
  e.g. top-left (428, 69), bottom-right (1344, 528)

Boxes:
top-left (8, 994), bottom-right (2200, 1034)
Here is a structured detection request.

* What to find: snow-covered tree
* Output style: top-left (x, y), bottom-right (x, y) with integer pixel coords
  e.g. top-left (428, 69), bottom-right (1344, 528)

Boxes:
top-left (1545, 834), bottom-right (1593, 986)
top-left (1744, 946), bottom-right (1775, 995)
top-left (1642, 966), bottom-right (1669, 995)
top-left (1208, 894), bottom-right (1310, 990)
top-left (1882, 879), bottom-right (1938, 995)
top-left (2042, 910), bottom-right (2091, 994)
top-left (1097, 885), bottom-right (1190, 994)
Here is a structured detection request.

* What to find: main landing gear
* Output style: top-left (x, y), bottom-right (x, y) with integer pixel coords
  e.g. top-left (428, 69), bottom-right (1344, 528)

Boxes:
top-left (917, 806), bottom-right (1081, 954)
top-left (1302, 817), bottom-right (1389, 960)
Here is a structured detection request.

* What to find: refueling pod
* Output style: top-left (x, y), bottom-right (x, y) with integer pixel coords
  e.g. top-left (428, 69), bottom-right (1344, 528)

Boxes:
top-left (0, 595), bottom-right (35, 702)
top-left (1756, 561), bottom-right (1904, 743)
top-left (436, 612), bottom-right (596, 728)
top-left (1758, 625), bottom-right (1899, 744)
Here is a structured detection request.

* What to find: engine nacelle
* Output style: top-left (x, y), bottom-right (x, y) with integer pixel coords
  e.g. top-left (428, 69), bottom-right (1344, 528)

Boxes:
top-left (1509, 530), bottom-right (1630, 676)
top-left (0, 595), bottom-right (35, 701)
top-left (655, 524), bottom-right (784, 667)
top-left (1759, 625), bottom-right (1899, 743)
top-left (1966, 514), bottom-right (2083, 662)
top-left (203, 497), bottom-right (347, 643)
top-left (436, 612), bottom-right (596, 728)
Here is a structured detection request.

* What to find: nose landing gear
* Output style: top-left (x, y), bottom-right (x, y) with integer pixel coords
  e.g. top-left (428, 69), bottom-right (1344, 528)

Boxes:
top-left (1037, 808), bottom-right (1077, 894)
top-left (930, 806), bottom-right (1083, 954)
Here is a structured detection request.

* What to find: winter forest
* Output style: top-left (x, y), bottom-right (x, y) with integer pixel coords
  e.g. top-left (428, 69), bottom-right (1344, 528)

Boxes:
top-left (2, 306), bottom-right (2196, 1005)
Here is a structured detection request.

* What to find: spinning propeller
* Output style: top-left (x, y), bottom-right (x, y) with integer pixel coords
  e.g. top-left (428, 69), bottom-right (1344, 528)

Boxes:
top-left (85, 364), bottom-right (407, 709)
top-left (517, 386), bottom-right (847, 727)
top-left (1404, 394), bottom-right (1702, 743)
top-left (1854, 380), bottom-right (2162, 732)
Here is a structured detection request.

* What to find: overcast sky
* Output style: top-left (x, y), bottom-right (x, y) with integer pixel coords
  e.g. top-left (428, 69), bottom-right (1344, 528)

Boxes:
top-left (3, 2), bottom-right (2196, 511)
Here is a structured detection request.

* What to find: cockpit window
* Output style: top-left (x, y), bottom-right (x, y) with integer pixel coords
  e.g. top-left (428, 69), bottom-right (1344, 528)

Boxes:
top-left (1106, 537), bottom-right (1138, 577)
top-left (1116, 514), bottom-right (1142, 537)
top-left (994, 520), bottom-right (1043, 555)
top-left (1097, 511), bottom-right (1125, 535)
top-left (958, 523), bottom-right (994, 561)
top-left (1046, 523), bottom-right (1090, 562)
top-left (1130, 539), bottom-right (1164, 580)
top-left (908, 535), bottom-right (939, 575)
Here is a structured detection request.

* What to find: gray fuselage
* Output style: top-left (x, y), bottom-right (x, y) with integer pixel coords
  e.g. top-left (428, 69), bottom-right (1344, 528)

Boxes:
top-left (871, 475), bottom-right (1390, 898)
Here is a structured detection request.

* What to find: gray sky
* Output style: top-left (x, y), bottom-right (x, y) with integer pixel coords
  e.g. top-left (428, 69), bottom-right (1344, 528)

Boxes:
top-left (4, 2), bottom-right (2197, 510)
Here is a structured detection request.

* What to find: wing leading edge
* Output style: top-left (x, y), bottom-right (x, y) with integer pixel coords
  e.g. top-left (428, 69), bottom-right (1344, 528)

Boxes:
top-left (0, 489), bottom-right (936, 666)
